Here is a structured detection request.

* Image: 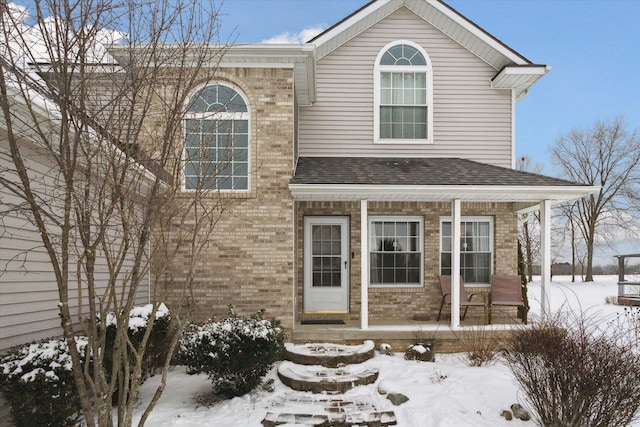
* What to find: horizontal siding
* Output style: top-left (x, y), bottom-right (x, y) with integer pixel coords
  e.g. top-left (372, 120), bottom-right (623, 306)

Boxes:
top-left (299, 7), bottom-right (513, 167)
top-left (1, 141), bottom-right (149, 354)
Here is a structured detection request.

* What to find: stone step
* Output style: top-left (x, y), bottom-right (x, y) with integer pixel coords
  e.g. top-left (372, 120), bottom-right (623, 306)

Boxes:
top-left (277, 361), bottom-right (379, 394)
top-left (262, 394), bottom-right (397, 427)
top-left (283, 340), bottom-right (375, 368)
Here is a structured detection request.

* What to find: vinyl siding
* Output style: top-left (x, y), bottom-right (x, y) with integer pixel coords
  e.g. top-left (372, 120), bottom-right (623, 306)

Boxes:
top-left (299, 7), bottom-right (513, 168)
top-left (0, 140), bottom-right (149, 354)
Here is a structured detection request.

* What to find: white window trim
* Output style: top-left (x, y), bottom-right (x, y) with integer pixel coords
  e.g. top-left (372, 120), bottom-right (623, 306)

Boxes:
top-left (440, 216), bottom-right (494, 286)
top-left (373, 40), bottom-right (433, 145)
top-left (181, 81), bottom-right (251, 193)
top-left (369, 215), bottom-right (424, 288)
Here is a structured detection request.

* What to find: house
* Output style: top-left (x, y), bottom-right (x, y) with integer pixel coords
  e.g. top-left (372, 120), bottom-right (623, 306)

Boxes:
top-left (132, 0), bottom-right (597, 343)
top-left (0, 0), bottom-right (598, 355)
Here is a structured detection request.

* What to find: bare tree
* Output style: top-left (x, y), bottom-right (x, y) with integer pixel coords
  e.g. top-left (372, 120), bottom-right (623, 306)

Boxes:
top-left (516, 156), bottom-right (543, 282)
top-left (0, 1), bottom-right (231, 426)
top-left (551, 116), bottom-right (640, 282)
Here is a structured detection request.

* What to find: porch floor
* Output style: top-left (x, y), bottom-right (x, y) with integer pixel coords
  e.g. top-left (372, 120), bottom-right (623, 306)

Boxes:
top-left (292, 317), bottom-right (522, 353)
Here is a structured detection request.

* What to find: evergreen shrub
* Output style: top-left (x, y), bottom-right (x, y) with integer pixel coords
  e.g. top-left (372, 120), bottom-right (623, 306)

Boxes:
top-left (0, 337), bottom-right (87, 427)
top-left (179, 307), bottom-right (285, 398)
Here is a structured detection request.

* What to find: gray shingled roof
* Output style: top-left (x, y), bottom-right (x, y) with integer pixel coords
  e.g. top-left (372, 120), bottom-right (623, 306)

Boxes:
top-left (291, 157), bottom-right (583, 187)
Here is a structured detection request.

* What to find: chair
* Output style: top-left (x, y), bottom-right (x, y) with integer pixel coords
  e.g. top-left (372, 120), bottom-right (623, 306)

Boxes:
top-left (437, 275), bottom-right (487, 322)
top-left (489, 275), bottom-right (525, 324)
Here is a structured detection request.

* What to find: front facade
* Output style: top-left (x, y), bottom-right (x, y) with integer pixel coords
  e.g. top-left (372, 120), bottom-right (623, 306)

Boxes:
top-left (148, 0), bottom-right (596, 335)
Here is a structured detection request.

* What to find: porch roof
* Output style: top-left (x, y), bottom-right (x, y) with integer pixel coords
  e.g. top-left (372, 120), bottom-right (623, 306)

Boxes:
top-left (289, 157), bottom-right (599, 210)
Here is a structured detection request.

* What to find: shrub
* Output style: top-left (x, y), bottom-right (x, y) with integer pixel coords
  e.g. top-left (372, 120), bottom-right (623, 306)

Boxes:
top-left (179, 307), bottom-right (285, 398)
top-left (456, 326), bottom-right (501, 367)
top-left (404, 343), bottom-right (434, 362)
top-left (504, 314), bottom-right (640, 427)
top-left (0, 337), bottom-right (87, 427)
top-left (100, 303), bottom-right (171, 402)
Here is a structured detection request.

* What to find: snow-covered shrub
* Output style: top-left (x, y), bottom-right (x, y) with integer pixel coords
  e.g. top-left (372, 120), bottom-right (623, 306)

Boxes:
top-left (100, 303), bottom-right (171, 404)
top-left (404, 343), bottom-right (434, 362)
top-left (0, 337), bottom-right (87, 427)
top-left (179, 307), bottom-right (285, 398)
top-left (505, 315), bottom-right (640, 427)
top-left (101, 303), bottom-right (172, 373)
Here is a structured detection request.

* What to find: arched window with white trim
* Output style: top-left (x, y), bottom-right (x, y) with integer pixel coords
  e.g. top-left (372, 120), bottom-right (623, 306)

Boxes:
top-left (374, 41), bottom-right (432, 143)
top-left (183, 83), bottom-right (249, 190)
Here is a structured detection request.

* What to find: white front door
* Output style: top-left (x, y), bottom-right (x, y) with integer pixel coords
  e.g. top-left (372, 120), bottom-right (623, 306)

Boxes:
top-left (304, 217), bottom-right (349, 313)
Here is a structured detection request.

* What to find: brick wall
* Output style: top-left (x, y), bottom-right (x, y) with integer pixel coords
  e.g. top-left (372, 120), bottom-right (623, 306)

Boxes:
top-left (152, 67), bottom-right (296, 330)
top-left (297, 201), bottom-right (518, 322)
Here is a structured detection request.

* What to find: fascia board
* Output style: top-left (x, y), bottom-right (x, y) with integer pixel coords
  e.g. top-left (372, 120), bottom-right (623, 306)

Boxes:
top-left (289, 183), bottom-right (600, 204)
top-left (425, 0), bottom-right (531, 66)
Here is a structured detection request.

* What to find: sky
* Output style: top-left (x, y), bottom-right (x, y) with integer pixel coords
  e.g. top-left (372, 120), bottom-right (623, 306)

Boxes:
top-left (215, 0), bottom-right (640, 175)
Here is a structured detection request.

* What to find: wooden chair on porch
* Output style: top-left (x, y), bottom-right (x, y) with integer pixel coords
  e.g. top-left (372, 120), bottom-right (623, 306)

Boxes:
top-left (437, 275), bottom-right (487, 322)
top-left (489, 275), bottom-right (525, 324)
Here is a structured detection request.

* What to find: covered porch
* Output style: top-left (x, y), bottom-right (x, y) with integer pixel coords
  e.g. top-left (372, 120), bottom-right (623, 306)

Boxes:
top-left (289, 157), bottom-right (599, 339)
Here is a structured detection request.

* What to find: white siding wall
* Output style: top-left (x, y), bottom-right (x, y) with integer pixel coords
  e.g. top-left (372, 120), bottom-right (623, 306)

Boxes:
top-left (0, 139), bottom-right (149, 354)
top-left (299, 7), bottom-right (513, 168)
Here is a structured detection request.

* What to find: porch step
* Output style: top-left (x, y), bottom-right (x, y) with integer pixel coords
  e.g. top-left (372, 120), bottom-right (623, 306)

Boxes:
top-left (283, 340), bottom-right (375, 367)
top-left (278, 360), bottom-right (379, 393)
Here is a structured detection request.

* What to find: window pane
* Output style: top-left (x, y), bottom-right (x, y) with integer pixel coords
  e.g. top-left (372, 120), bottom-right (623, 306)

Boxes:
top-left (370, 220), bottom-right (421, 285)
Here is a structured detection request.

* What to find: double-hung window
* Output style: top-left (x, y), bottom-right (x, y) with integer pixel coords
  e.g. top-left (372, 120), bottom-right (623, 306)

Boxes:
top-left (370, 217), bottom-right (423, 286)
top-left (183, 83), bottom-right (249, 191)
top-left (374, 41), bottom-right (432, 143)
top-left (440, 217), bottom-right (493, 284)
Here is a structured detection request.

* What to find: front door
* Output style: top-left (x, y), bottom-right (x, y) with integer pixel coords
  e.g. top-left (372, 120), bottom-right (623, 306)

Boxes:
top-left (304, 217), bottom-right (349, 313)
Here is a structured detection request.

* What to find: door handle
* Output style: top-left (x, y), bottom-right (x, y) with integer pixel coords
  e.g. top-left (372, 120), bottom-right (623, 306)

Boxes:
top-left (344, 261), bottom-right (348, 269)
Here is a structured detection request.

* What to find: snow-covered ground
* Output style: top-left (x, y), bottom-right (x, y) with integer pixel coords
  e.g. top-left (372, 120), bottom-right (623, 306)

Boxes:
top-left (129, 275), bottom-right (638, 426)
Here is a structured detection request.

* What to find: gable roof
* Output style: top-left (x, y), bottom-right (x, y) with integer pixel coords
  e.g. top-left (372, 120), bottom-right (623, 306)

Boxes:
top-left (309, 0), bottom-right (548, 98)
top-left (290, 157), bottom-right (599, 210)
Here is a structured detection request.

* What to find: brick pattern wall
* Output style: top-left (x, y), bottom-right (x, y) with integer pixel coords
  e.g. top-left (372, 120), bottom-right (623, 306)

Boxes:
top-left (152, 67), bottom-right (296, 330)
top-left (297, 201), bottom-right (518, 322)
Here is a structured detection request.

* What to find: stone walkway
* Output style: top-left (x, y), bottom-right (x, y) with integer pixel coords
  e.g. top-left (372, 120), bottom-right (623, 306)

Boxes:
top-left (262, 341), bottom-right (397, 426)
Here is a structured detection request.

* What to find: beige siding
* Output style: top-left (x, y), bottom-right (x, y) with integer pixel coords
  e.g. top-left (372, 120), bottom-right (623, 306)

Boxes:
top-left (0, 140), bottom-right (149, 354)
top-left (299, 7), bottom-right (513, 167)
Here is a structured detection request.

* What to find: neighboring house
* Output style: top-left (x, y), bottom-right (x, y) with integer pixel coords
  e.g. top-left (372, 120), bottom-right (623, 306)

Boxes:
top-left (0, 68), bottom-right (151, 353)
top-left (136, 0), bottom-right (597, 338)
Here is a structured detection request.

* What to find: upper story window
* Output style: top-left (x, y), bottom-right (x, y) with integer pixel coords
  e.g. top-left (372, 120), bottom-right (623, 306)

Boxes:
top-left (183, 83), bottom-right (249, 191)
top-left (374, 41), bottom-right (432, 144)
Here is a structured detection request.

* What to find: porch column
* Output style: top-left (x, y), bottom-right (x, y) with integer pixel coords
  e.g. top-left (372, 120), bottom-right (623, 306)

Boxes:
top-left (451, 199), bottom-right (461, 328)
top-left (360, 199), bottom-right (369, 329)
top-left (540, 199), bottom-right (552, 316)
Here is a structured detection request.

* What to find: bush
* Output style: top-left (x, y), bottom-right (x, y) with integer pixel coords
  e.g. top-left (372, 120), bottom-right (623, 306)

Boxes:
top-left (179, 307), bottom-right (285, 398)
top-left (100, 303), bottom-right (171, 402)
top-left (456, 326), bottom-right (501, 367)
top-left (404, 343), bottom-right (434, 362)
top-left (0, 337), bottom-right (87, 427)
top-left (504, 314), bottom-right (640, 427)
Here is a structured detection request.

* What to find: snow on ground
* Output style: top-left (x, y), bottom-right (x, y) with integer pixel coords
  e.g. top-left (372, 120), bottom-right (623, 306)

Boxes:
top-left (130, 275), bottom-right (638, 427)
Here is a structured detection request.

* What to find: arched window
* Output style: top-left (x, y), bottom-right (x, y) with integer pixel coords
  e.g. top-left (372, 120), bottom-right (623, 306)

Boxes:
top-left (183, 83), bottom-right (249, 190)
top-left (374, 41), bottom-right (432, 143)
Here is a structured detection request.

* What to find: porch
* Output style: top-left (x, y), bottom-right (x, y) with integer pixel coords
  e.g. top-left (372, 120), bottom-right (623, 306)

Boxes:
top-left (292, 316), bottom-right (519, 353)
top-left (289, 157), bottom-right (600, 337)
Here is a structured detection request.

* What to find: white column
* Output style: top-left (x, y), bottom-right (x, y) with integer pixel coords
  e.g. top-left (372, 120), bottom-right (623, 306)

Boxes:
top-left (540, 200), bottom-right (552, 316)
top-left (451, 199), bottom-right (461, 328)
top-left (360, 199), bottom-right (369, 329)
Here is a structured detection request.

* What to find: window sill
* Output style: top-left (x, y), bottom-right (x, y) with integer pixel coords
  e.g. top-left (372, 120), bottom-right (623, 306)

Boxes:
top-left (374, 138), bottom-right (432, 145)
top-left (369, 284), bottom-right (423, 289)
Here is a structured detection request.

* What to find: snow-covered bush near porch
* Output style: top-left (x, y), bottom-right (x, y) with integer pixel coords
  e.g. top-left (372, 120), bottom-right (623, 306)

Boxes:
top-left (100, 303), bottom-right (172, 375)
top-left (0, 337), bottom-right (87, 427)
top-left (178, 307), bottom-right (285, 398)
top-left (99, 303), bottom-right (172, 405)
